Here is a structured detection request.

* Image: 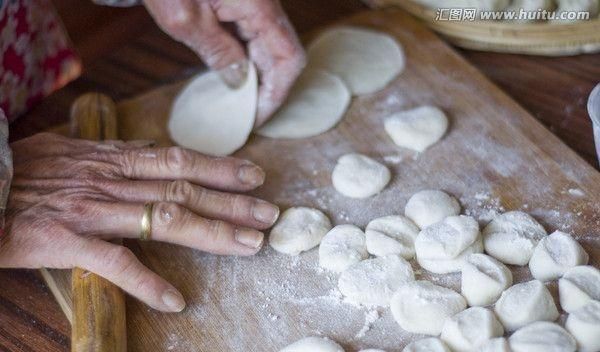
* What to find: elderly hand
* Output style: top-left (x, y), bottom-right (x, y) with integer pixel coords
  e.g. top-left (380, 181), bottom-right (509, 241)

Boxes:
top-left (0, 133), bottom-right (279, 312)
top-left (143, 0), bottom-right (306, 126)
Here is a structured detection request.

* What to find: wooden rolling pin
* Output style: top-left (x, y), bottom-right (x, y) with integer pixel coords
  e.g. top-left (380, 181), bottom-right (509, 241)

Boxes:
top-left (70, 93), bottom-right (127, 352)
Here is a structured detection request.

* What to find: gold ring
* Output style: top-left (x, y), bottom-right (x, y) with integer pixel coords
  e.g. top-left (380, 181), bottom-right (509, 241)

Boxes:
top-left (140, 202), bottom-right (153, 241)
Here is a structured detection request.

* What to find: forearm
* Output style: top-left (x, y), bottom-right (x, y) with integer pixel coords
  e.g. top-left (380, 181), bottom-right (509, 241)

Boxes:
top-left (0, 109), bottom-right (13, 233)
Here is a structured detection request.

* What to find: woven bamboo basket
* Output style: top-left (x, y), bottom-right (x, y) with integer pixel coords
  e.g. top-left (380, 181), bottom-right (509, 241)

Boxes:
top-left (363, 0), bottom-right (600, 56)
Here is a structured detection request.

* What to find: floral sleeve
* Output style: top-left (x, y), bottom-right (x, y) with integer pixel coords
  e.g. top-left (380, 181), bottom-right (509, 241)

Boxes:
top-left (0, 109), bottom-right (13, 235)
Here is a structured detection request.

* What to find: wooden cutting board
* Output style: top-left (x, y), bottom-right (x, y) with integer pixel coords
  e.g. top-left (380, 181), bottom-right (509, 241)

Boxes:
top-left (43, 9), bottom-right (600, 352)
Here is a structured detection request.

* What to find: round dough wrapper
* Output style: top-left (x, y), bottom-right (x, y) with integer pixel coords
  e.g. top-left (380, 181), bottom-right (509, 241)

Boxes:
top-left (404, 190), bottom-right (461, 229)
top-left (482, 211), bottom-right (547, 265)
top-left (307, 26), bottom-right (405, 95)
top-left (529, 230), bottom-right (588, 282)
top-left (332, 153), bottom-right (391, 198)
top-left (269, 207), bottom-right (332, 255)
top-left (257, 69), bottom-right (350, 139)
top-left (565, 300), bottom-right (600, 352)
top-left (365, 215), bottom-right (420, 259)
top-left (559, 265), bottom-right (600, 313)
top-left (494, 280), bottom-right (559, 331)
top-left (384, 106), bottom-right (449, 152)
top-left (168, 64), bottom-right (258, 156)
top-left (403, 338), bottom-right (450, 352)
top-left (338, 255), bottom-right (414, 307)
top-left (461, 253), bottom-right (512, 307)
top-left (479, 338), bottom-right (511, 352)
top-left (391, 280), bottom-right (467, 336)
top-left (509, 322), bottom-right (576, 352)
top-left (319, 224), bottom-right (368, 273)
top-left (280, 336), bottom-right (344, 352)
top-left (440, 307), bottom-right (504, 352)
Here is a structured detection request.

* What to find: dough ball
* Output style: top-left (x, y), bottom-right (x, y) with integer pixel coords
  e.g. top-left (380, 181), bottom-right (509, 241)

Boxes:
top-left (391, 280), bottom-right (467, 335)
top-left (404, 190), bottom-right (461, 229)
top-left (482, 211), bottom-right (547, 265)
top-left (479, 338), bottom-right (511, 352)
top-left (280, 336), bottom-right (344, 352)
top-left (494, 280), bottom-right (559, 331)
top-left (257, 69), bottom-right (351, 139)
top-left (338, 255), bottom-right (414, 307)
top-left (384, 106), bottom-right (449, 152)
top-left (558, 265), bottom-right (600, 313)
top-left (508, 322), bottom-right (576, 352)
top-left (554, 0), bottom-right (599, 23)
top-left (461, 253), bottom-right (512, 307)
top-left (402, 338), bottom-right (450, 352)
top-left (332, 153), bottom-right (391, 199)
top-left (529, 230), bottom-right (588, 282)
top-left (269, 207), bottom-right (332, 255)
top-left (169, 64), bottom-right (257, 156)
top-left (307, 26), bottom-right (405, 95)
top-left (319, 224), bottom-right (368, 273)
top-left (565, 300), bottom-right (600, 352)
top-left (440, 307), bottom-right (504, 352)
top-left (365, 215), bottom-right (420, 259)
top-left (415, 215), bottom-right (482, 274)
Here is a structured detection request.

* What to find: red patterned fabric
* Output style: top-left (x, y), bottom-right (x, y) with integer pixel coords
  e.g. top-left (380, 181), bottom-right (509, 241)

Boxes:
top-left (0, 0), bottom-right (81, 121)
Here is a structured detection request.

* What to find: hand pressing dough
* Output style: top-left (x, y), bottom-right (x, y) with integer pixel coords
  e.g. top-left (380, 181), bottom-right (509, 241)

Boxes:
top-left (332, 154), bottom-right (391, 198)
top-left (403, 338), bottom-right (450, 352)
top-left (440, 307), bottom-right (504, 352)
top-left (280, 336), bottom-right (344, 352)
top-left (404, 190), bottom-right (461, 229)
top-left (269, 207), bottom-right (332, 255)
top-left (509, 322), bottom-right (576, 352)
top-left (319, 224), bottom-right (368, 273)
top-left (338, 255), bottom-right (414, 307)
top-left (169, 64), bottom-right (257, 156)
top-left (529, 230), bottom-right (588, 282)
top-left (482, 211), bottom-right (547, 265)
top-left (384, 106), bottom-right (449, 152)
top-left (559, 265), bottom-right (600, 313)
top-left (461, 253), bottom-right (512, 307)
top-left (391, 280), bottom-right (467, 335)
top-left (565, 300), bottom-right (600, 352)
top-left (365, 215), bottom-right (420, 259)
top-left (479, 338), bottom-right (511, 352)
top-left (257, 69), bottom-right (351, 139)
top-left (415, 215), bottom-right (482, 274)
top-left (494, 280), bottom-right (559, 331)
top-left (307, 26), bottom-right (405, 95)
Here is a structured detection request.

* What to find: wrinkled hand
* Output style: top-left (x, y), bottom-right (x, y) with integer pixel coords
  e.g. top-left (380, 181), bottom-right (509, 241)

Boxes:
top-left (143, 0), bottom-right (306, 126)
top-left (0, 133), bottom-right (279, 312)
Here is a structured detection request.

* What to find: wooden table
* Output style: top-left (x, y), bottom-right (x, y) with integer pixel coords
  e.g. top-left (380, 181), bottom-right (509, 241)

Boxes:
top-left (1, 1), bottom-right (599, 351)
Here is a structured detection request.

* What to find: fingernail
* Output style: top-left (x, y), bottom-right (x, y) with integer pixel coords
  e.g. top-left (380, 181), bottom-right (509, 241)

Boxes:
top-left (237, 163), bottom-right (265, 186)
top-left (235, 228), bottom-right (264, 249)
top-left (218, 60), bottom-right (249, 89)
top-left (252, 201), bottom-right (280, 225)
top-left (162, 289), bottom-right (186, 312)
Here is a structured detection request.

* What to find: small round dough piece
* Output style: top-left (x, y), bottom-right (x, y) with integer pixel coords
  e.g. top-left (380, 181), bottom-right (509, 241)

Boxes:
top-left (338, 255), bottom-right (414, 307)
top-left (565, 300), bottom-right (600, 352)
top-left (257, 69), bottom-right (351, 139)
top-left (319, 224), bottom-right (368, 273)
top-left (494, 280), bottom-right (559, 331)
top-left (529, 230), bottom-right (588, 282)
top-left (404, 190), bottom-right (461, 229)
top-left (384, 106), bottom-right (449, 152)
top-left (280, 336), bottom-right (344, 352)
top-left (307, 26), bottom-right (405, 95)
top-left (559, 265), bottom-right (600, 313)
top-left (482, 211), bottom-right (547, 265)
top-left (461, 253), bottom-right (513, 307)
top-left (168, 64), bottom-right (257, 156)
top-left (391, 280), bottom-right (467, 336)
top-left (365, 215), bottom-right (420, 259)
top-left (403, 338), bottom-right (451, 352)
top-left (479, 338), bottom-right (511, 352)
top-left (269, 207), bottom-right (332, 255)
top-left (509, 322), bottom-right (576, 352)
top-left (440, 307), bottom-right (504, 352)
top-left (415, 215), bottom-right (482, 274)
top-left (332, 153), bottom-right (391, 198)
